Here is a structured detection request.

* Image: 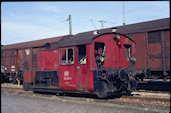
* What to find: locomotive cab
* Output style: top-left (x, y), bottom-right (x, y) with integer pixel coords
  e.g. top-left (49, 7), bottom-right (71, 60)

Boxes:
top-left (91, 31), bottom-right (138, 98)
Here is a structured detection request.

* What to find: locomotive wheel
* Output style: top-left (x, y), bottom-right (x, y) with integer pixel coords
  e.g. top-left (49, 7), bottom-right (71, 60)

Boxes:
top-left (118, 68), bottom-right (127, 81)
top-left (56, 93), bottom-right (65, 96)
top-left (95, 91), bottom-right (107, 98)
top-left (23, 83), bottom-right (30, 91)
top-left (144, 67), bottom-right (151, 78)
top-left (130, 80), bottom-right (137, 91)
top-left (112, 92), bottom-right (122, 98)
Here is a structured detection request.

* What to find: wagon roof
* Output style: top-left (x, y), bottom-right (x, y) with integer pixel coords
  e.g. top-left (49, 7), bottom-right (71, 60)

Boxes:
top-left (1, 35), bottom-right (73, 50)
top-left (55, 18), bottom-right (170, 48)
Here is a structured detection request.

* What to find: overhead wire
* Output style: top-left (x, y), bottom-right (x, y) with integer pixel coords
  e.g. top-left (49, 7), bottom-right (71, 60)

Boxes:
top-left (57, 5), bottom-right (168, 31)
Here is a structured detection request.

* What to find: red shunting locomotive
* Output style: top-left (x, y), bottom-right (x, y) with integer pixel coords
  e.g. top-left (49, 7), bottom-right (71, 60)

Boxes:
top-left (23, 28), bottom-right (150, 98)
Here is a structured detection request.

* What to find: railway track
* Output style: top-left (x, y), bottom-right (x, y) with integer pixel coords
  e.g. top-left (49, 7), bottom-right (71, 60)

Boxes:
top-left (1, 83), bottom-right (170, 107)
top-left (137, 79), bottom-right (170, 91)
top-left (2, 78), bottom-right (170, 91)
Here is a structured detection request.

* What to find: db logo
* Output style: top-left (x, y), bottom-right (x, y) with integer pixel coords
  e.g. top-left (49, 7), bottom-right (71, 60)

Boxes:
top-left (64, 71), bottom-right (72, 80)
top-left (64, 71), bottom-right (69, 76)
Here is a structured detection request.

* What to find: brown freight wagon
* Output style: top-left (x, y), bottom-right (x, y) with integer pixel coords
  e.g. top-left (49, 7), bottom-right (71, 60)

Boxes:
top-left (1, 35), bottom-right (72, 83)
top-left (91, 18), bottom-right (170, 80)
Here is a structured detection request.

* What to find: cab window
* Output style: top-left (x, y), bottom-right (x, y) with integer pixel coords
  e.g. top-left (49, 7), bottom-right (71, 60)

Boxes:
top-left (124, 44), bottom-right (132, 60)
top-left (60, 47), bottom-right (74, 65)
top-left (77, 45), bottom-right (86, 64)
top-left (94, 42), bottom-right (105, 68)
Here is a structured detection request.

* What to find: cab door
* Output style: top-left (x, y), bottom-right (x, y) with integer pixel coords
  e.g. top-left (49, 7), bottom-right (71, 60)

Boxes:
top-left (58, 47), bottom-right (77, 91)
top-left (76, 45), bottom-right (88, 91)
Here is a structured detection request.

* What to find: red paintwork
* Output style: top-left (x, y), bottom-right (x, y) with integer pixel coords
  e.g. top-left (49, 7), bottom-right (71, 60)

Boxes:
top-left (91, 34), bottom-right (135, 70)
top-left (122, 35), bottom-right (136, 68)
top-left (58, 63), bottom-right (77, 91)
top-left (35, 33), bottom-right (135, 92)
top-left (57, 47), bottom-right (76, 91)
top-left (38, 50), bottom-right (58, 70)
top-left (24, 71), bottom-right (36, 83)
top-left (57, 45), bottom-right (94, 92)
top-left (76, 45), bottom-right (93, 91)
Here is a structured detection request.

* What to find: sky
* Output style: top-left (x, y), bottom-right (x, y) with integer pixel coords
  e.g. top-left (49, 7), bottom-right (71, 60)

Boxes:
top-left (1, 1), bottom-right (170, 45)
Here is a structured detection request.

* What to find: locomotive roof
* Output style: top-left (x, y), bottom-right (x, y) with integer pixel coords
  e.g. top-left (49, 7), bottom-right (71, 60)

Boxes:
top-left (1, 35), bottom-right (73, 50)
top-left (55, 32), bottom-right (133, 48)
top-left (55, 18), bottom-right (170, 48)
